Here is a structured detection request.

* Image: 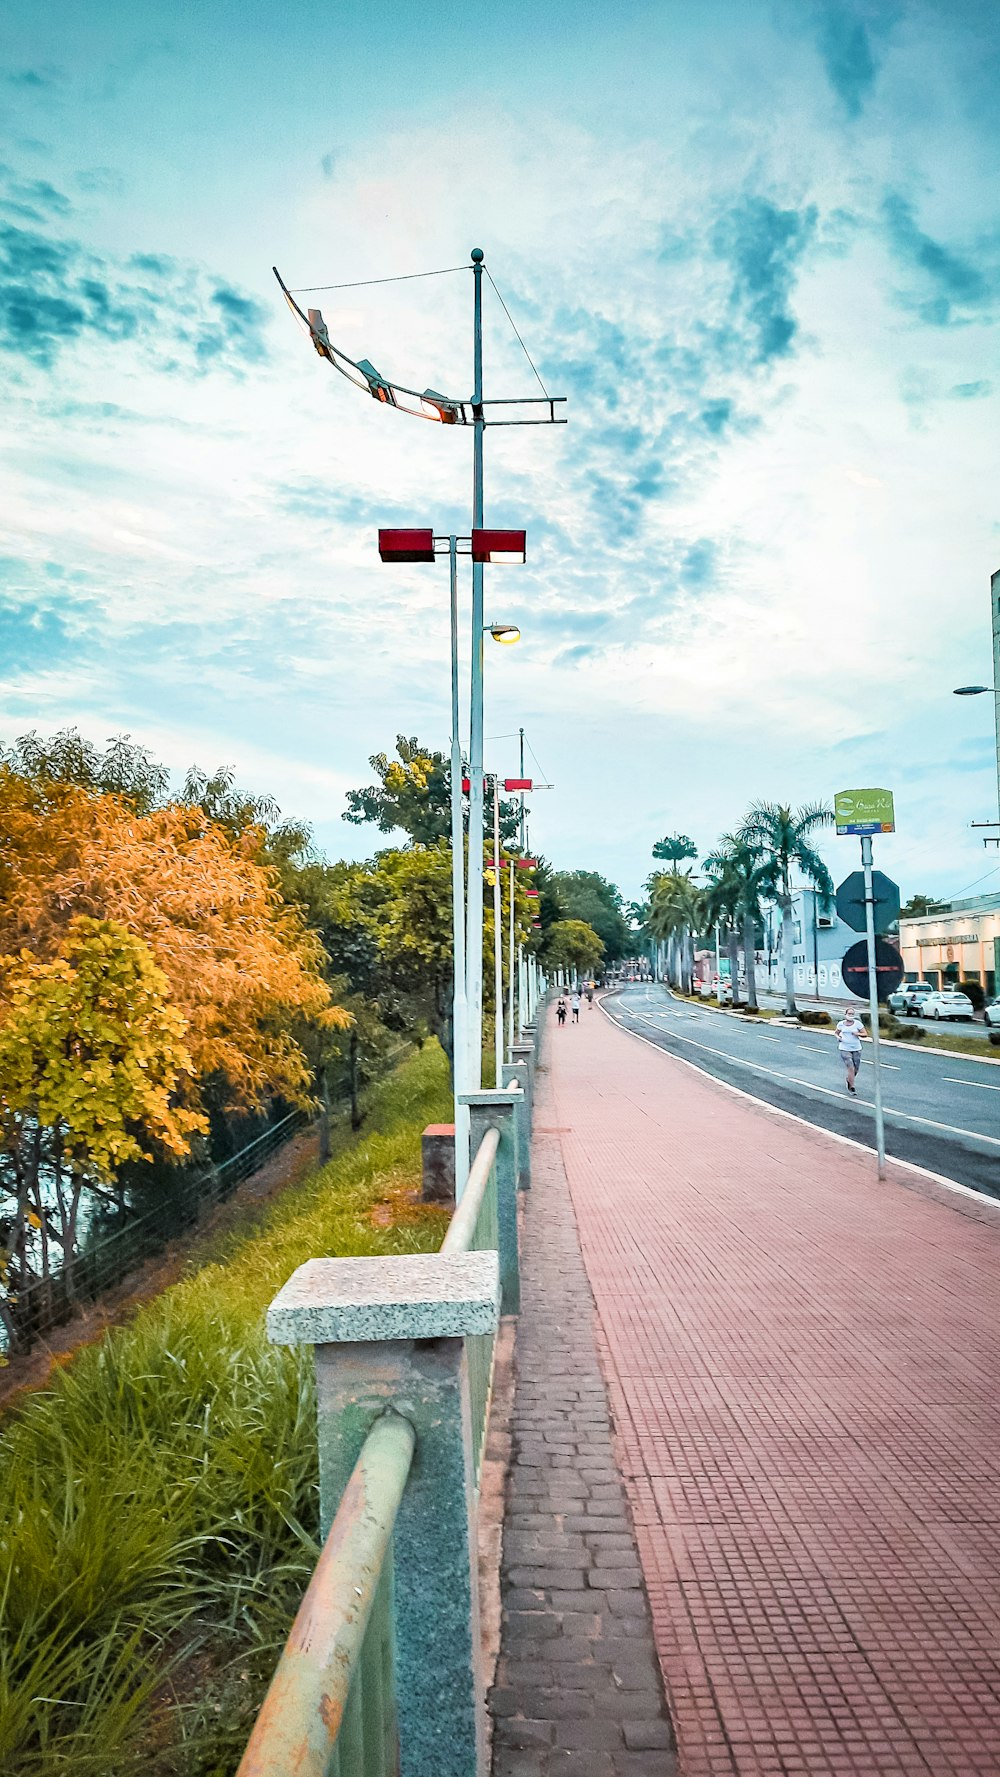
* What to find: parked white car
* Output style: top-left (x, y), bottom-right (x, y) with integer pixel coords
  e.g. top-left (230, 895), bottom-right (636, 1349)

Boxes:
top-left (920, 990), bottom-right (975, 1021)
top-left (984, 999), bottom-right (1000, 1028)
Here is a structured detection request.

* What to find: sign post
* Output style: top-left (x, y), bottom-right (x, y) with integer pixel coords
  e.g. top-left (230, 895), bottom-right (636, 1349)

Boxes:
top-left (835, 789), bottom-right (896, 1181)
top-left (860, 834), bottom-right (887, 1180)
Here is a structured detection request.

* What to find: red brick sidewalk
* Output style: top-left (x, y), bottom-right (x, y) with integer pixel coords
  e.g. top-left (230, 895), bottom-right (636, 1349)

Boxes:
top-left (543, 1000), bottom-right (1000, 1776)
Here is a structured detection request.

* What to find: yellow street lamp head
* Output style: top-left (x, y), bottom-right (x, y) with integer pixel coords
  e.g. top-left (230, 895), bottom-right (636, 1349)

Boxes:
top-left (489, 623), bottom-right (521, 645)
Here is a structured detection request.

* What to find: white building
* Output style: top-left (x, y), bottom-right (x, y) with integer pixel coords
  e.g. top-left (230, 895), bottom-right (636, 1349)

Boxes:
top-left (755, 886), bottom-right (850, 999)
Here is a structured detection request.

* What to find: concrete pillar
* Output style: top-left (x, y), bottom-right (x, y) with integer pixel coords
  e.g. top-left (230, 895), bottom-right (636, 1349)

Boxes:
top-left (459, 1088), bottom-right (522, 1314)
top-left (512, 1039), bottom-right (535, 1119)
top-left (501, 1062), bottom-right (532, 1189)
top-left (268, 1250), bottom-right (500, 1777)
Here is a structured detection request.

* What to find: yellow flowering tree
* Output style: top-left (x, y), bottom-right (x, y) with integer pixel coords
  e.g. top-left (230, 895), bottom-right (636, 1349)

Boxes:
top-left (0, 919), bottom-right (206, 1350)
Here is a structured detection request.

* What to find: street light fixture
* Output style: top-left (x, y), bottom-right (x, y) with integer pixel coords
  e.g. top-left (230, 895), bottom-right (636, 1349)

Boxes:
top-left (276, 249), bottom-right (565, 1097)
top-left (489, 624), bottom-right (520, 644)
top-left (952, 683), bottom-right (1000, 843)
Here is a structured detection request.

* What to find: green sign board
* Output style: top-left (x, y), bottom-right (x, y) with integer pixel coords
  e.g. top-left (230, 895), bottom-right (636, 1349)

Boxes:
top-left (835, 787), bottom-right (895, 836)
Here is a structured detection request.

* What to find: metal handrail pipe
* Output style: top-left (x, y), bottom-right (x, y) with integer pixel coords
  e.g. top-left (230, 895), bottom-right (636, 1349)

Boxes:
top-left (441, 1125), bottom-right (500, 1254)
top-left (236, 1409), bottom-right (416, 1777)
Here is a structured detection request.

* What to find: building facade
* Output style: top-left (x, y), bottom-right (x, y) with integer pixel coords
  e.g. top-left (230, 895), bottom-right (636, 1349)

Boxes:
top-left (898, 893), bottom-right (1000, 998)
top-left (754, 886), bottom-right (852, 998)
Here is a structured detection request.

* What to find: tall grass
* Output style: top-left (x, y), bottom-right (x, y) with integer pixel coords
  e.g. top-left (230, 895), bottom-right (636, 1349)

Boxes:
top-left (0, 1044), bottom-right (451, 1776)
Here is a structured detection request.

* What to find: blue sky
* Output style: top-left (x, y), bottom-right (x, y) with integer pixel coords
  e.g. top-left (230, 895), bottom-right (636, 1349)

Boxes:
top-left (2, 0), bottom-right (999, 902)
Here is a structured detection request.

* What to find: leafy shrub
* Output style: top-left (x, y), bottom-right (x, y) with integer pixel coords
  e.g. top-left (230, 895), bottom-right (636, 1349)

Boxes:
top-left (797, 1009), bottom-right (832, 1026)
top-left (959, 979), bottom-right (986, 1012)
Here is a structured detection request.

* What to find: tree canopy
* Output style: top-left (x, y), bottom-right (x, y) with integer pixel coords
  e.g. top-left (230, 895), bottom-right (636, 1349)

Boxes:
top-left (546, 870), bottom-right (630, 961)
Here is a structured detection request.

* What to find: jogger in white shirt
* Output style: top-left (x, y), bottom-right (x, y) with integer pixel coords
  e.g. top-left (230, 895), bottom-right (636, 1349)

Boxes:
top-left (835, 1009), bottom-right (865, 1093)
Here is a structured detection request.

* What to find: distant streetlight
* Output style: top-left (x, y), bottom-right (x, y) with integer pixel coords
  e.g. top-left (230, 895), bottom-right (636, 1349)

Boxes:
top-left (953, 685), bottom-right (995, 695)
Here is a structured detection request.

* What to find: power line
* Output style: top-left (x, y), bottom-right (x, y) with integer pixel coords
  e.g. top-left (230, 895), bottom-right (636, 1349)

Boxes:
top-left (288, 265), bottom-right (470, 293)
top-left (484, 266), bottom-right (549, 399)
top-left (940, 864), bottom-right (1000, 901)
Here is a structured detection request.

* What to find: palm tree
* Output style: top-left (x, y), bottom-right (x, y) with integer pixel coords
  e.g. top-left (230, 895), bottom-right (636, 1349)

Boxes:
top-left (703, 833), bottom-right (771, 1011)
top-left (703, 857), bottom-right (744, 1007)
top-left (738, 802), bottom-right (834, 1014)
top-left (646, 870), bottom-right (704, 995)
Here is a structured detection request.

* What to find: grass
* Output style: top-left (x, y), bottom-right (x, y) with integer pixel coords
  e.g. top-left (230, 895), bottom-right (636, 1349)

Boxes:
top-left (0, 1043), bottom-right (452, 1777)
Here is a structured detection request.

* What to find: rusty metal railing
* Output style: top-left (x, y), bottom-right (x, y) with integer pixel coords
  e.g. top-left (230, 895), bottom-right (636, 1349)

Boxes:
top-left (236, 1408), bottom-right (415, 1777)
top-left (443, 1125), bottom-right (500, 1478)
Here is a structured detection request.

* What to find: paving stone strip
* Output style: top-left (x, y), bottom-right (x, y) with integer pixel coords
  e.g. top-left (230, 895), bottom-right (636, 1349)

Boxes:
top-left (490, 1080), bottom-right (677, 1777)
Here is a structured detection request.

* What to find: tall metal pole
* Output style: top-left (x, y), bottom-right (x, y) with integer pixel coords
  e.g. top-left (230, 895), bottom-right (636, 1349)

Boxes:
top-left (991, 567), bottom-right (1000, 826)
top-left (861, 834), bottom-right (887, 1180)
top-left (466, 247), bottom-right (486, 1089)
top-left (492, 779), bottom-right (503, 1087)
top-left (519, 725), bottom-right (526, 851)
top-left (448, 538), bottom-right (470, 1198)
top-left (507, 858), bottom-right (516, 1064)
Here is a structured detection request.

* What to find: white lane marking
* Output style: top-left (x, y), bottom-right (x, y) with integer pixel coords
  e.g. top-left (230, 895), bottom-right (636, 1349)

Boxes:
top-left (759, 1035), bottom-right (781, 1043)
top-left (943, 1076), bottom-right (1000, 1093)
top-left (611, 1006), bottom-right (1000, 1150)
top-left (598, 1000), bottom-right (1000, 1213)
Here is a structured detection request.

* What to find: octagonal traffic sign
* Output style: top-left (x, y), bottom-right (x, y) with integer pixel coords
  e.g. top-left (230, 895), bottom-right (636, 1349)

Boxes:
top-left (835, 870), bottom-right (900, 935)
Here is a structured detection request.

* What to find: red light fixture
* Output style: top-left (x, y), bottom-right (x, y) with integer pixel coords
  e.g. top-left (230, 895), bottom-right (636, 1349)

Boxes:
top-left (525, 888), bottom-right (539, 899)
top-left (504, 777), bottom-right (532, 792)
top-left (472, 528), bottom-right (526, 565)
top-left (461, 776), bottom-right (471, 794)
top-left (378, 528), bottom-right (436, 563)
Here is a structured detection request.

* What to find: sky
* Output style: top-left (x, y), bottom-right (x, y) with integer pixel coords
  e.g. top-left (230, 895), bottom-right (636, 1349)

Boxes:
top-left (1, 0), bottom-right (999, 905)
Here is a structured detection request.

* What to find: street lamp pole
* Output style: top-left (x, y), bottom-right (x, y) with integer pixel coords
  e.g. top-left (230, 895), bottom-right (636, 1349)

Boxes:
top-left (448, 536), bottom-right (470, 1195)
top-left (490, 776), bottom-right (504, 1088)
top-left (467, 249), bottom-right (486, 1088)
top-left (507, 857), bottom-right (516, 1064)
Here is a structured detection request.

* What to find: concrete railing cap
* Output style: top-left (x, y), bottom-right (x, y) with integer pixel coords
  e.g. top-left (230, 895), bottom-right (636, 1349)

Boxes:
top-left (267, 1251), bottom-right (500, 1346)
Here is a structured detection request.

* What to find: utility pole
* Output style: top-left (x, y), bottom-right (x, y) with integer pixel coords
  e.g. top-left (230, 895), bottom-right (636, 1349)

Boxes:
top-left (466, 249), bottom-right (486, 1089)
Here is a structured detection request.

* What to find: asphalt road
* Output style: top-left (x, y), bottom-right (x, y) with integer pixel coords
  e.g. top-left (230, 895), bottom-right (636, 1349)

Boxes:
top-left (602, 983), bottom-right (1000, 1201)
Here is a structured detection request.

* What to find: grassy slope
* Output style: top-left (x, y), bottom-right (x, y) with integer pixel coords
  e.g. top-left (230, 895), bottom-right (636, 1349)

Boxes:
top-left (0, 1045), bottom-right (451, 1777)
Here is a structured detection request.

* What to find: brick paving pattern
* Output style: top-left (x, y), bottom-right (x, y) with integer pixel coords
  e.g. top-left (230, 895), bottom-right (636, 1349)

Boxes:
top-left (544, 999), bottom-right (1000, 1777)
top-left (490, 1086), bottom-right (677, 1776)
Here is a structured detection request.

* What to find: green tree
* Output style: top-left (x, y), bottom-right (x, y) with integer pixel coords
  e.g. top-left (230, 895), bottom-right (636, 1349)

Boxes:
top-left (738, 802), bottom-right (833, 1014)
top-left (344, 735), bottom-right (521, 845)
top-left (900, 893), bottom-right (939, 918)
top-left (547, 870), bottom-right (630, 961)
top-left (543, 918), bottom-right (605, 980)
top-left (1, 727), bottom-right (168, 812)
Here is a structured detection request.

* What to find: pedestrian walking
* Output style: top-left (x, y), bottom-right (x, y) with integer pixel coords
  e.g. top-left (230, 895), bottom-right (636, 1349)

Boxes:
top-left (556, 996), bottom-right (567, 1027)
top-left (571, 991), bottom-right (581, 1023)
top-left (835, 1008), bottom-right (865, 1093)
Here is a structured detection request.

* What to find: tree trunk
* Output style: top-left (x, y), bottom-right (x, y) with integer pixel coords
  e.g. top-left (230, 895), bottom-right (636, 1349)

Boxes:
top-left (727, 925), bottom-right (741, 1006)
top-left (349, 1030), bottom-right (362, 1131)
top-left (781, 900), bottom-right (796, 1015)
top-left (318, 1062), bottom-right (331, 1165)
top-left (743, 911), bottom-right (759, 1010)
